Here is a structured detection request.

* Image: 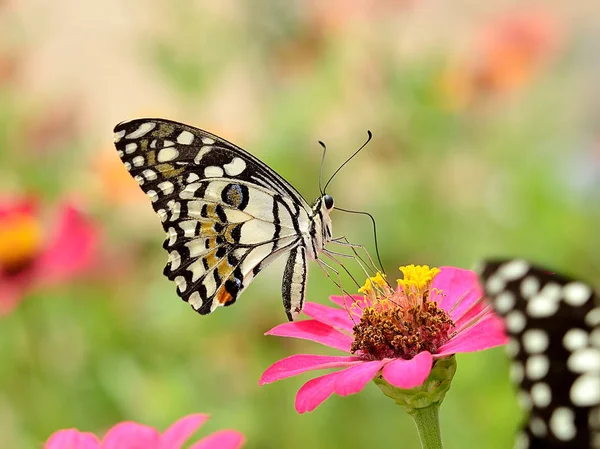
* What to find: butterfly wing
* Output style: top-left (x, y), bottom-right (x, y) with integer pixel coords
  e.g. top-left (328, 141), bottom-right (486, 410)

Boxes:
top-left (479, 259), bottom-right (600, 449)
top-left (114, 118), bottom-right (312, 315)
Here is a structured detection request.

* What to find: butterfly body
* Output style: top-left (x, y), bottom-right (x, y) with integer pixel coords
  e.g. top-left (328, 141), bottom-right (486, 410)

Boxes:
top-left (114, 118), bottom-right (334, 320)
top-left (479, 259), bottom-right (600, 449)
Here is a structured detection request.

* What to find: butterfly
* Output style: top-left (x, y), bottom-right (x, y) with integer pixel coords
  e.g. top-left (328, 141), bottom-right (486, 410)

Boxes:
top-left (479, 259), bottom-right (600, 449)
top-left (113, 118), bottom-right (337, 321)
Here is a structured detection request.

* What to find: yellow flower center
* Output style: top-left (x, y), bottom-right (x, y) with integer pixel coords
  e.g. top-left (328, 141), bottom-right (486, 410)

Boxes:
top-left (351, 265), bottom-right (454, 360)
top-left (0, 213), bottom-right (42, 273)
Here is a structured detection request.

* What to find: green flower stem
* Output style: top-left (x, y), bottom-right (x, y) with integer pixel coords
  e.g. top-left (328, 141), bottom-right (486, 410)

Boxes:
top-left (409, 404), bottom-right (443, 449)
top-left (373, 356), bottom-right (456, 449)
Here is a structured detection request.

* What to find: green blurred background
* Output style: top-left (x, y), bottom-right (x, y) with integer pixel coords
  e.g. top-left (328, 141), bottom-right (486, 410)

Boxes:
top-left (1, 1), bottom-right (599, 448)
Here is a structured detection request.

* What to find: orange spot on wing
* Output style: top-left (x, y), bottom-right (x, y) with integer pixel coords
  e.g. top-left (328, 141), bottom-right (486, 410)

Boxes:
top-left (216, 286), bottom-right (233, 304)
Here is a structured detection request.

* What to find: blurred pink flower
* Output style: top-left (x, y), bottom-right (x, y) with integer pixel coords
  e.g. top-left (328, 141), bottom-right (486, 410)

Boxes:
top-left (260, 266), bottom-right (507, 413)
top-left (0, 197), bottom-right (99, 314)
top-left (45, 414), bottom-right (245, 449)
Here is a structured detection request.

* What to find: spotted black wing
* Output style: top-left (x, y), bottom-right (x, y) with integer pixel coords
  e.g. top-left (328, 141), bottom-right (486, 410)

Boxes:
top-left (479, 259), bottom-right (600, 449)
top-left (113, 118), bottom-right (312, 316)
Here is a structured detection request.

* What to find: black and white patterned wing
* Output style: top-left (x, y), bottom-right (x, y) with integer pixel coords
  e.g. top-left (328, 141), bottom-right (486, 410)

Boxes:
top-left (479, 259), bottom-right (600, 449)
top-left (113, 118), bottom-right (312, 316)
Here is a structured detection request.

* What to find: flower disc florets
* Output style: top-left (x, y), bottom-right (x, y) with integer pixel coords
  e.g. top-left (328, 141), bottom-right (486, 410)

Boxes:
top-left (351, 265), bottom-right (455, 361)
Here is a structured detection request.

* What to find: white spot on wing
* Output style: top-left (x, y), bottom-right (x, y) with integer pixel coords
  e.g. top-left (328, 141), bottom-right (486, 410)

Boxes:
top-left (188, 291), bottom-right (203, 309)
top-left (202, 137), bottom-right (215, 144)
top-left (485, 275), bottom-right (505, 295)
top-left (124, 162), bottom-right (132, 171)
top-left (177, 130), bottom-right (194, 144)
top-left (520, 276), bottom-right (540, 298)
top-left (549, 407), bottom-right (577, 441)
top-left (143, 169), bottom-right (157, 181)
top-left (114, 130), bottom-right (125, 142)
top-left (570, 373), bottom-right (600, 406)
top-left (157, 209), bottom-right (168, 222)
top-left (132, 155), bottom-right (144, 167)
top-left (167, 200), bottom-right (181, 221)
top-left (134, 175), bottom-right (144, 185)
top-left (168, 251), bottom-right (181, 270)
top-left (179, 221), bottom-right (197, 238)
top-left (563, 328), bottom-right (588, 351)
top-left (562, 282), bottom-right (592, 306)
top-left (499, 259), bottom-right (529, 280)
top-left (522, 329), bottom-right (549, 353)
top-left (223, 157), bottom-right (247, 176)
top-left (494, 291), bottom-right (515, 314)
top-left (186, 240), bottom-right (207, 258)
top-left (529, 415), bottom-right (547, 437)
top-left (167, 227), bottom-right (177, 246)
top-left (194, 146), bottom-right (212, 164)
top-left (126, 122), bottom-right (156, 139)
top-left (204, 166), bottom-right (224, 178)
top-left (147, 190), bottom-right (158, 202)
top-left (175, 276), bottom-right (187, 292)
top-left (527, 283), bottom-right (562, 317)
top-left (188, 259), bottom-right (206, 283)
top-left (187, 173), bottom-right (200, 183)
top-left (158, 181), bottom-right (175, 195)
top-left (526, 355), bottom-right (549, 380)
top-left (163, 140), bottom-right (175, 147)
top-left (505, 310), bottom-right (526, 333)
top-left (567, 348), bottom-right (600, 373)
top-left (157, 147), bottom-right (179, 162)
top-left (125, 143), bottom-right (137, 154)
top-left (530, 382), bottom-right (551, 407)
top-left (585, 307), bottom-right (600, 327)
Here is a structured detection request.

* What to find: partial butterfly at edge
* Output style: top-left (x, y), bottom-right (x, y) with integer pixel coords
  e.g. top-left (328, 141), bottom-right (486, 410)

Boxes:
top-left (479, 259), bottom-right (600, 449)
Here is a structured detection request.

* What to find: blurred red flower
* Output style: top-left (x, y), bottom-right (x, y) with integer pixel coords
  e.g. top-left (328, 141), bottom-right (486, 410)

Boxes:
top-left (441, 10), bottom-right (561, 109)
top-left (0, 197), bottom-right (99, 314)
top-left (44, 414), bottom-right (245, 449)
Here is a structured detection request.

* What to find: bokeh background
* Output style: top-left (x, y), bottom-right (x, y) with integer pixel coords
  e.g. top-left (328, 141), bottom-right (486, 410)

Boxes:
top-left (1, 1), bottom-right (599, 448)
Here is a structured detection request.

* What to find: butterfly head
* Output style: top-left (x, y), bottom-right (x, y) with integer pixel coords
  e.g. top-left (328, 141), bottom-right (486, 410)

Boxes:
top-left (314, 194), bottom-right (334, 244)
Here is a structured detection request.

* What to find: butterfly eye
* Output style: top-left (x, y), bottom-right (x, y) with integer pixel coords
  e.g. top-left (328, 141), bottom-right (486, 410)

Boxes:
top-left (323, 194), bottom-right (334, 210)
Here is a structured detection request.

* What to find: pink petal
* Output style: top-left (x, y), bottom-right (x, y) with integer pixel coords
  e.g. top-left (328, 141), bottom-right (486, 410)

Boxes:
top-left (45, 429), bottom-right (100, 449)
top-left (329, 295), bottom-right (370, 316)
top-left (294, 360), bottom-right (382, 413)
top-left (101, 422), bottom-right (160, 449)
top-left (160, 414), bottom-right (209, 449)
top-left (333, 360), bottom-right (386, 396)
top-left (188, 430), bottom-right (245, 449)
top-left (452, 300), bottom-right (487, 330)
top-left (381, 351), bottom-right (433, 389)
top-left (259, 354), bottom-right (362, 385)
top-left (433, 267), bottom-right (482, 321)
top-left (437, 313), bottom-right (508, 356)
top-left (35, 204), bottom-right (99, 285)
top-left (302, 302), bottom-right (355, 333)
top-left (265, 320), bottom-right (353, 352)
top-left (0, 196), bottom-right (37, 218)
top-left (294, 370), bottom-right (340, 413)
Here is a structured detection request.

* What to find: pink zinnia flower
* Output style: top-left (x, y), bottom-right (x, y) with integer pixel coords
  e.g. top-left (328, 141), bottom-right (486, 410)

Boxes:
top-left (0, 197), bottom-right (98, 314)
top-left (260, 265), bottom-right (507, 413)
top-left (44, 414), bottom-right (245, 449)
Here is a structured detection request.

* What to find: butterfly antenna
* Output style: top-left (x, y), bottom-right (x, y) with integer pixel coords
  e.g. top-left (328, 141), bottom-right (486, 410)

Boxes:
top-left (318, 140), bottom-right (327, 196)
top-left (323, 130), bottom-right (372, 193)
top-left (333, 206), bottom-right (385, 275)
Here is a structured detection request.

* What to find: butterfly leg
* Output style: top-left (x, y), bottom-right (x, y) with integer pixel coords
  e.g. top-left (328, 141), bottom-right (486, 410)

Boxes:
top-left (329, 236), bottom-right (383, 276)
